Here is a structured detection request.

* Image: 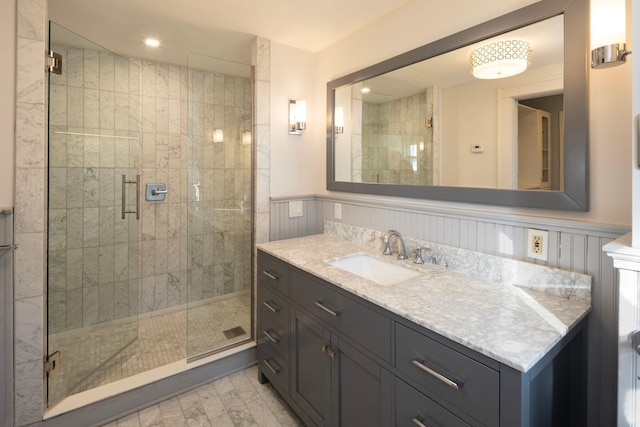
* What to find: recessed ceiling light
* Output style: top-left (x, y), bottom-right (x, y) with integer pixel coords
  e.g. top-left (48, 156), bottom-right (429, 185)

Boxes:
top-left (361, 87), bottom-right (371, 93)
top-left (144, 38), bottom-right (160, 47)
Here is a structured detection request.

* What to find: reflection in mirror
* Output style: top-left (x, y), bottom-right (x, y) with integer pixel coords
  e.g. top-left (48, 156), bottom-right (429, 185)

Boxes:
top-left (333, 15), bottom-right (564, 192)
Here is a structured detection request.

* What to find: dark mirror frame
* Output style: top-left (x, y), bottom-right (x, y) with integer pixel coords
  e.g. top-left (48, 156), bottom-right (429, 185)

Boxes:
top-left (326, 0), bottom-right (588, 211)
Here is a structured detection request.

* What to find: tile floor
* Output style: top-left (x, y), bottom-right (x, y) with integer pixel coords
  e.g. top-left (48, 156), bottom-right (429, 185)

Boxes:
top-left (48, 292), bottom-right (251, 404)
top-left (101, 365), bottom-right (304, 427)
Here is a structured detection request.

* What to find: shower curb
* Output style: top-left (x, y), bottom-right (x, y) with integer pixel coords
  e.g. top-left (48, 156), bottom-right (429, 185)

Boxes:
top-left (33, 346), bottom-right (257, 427)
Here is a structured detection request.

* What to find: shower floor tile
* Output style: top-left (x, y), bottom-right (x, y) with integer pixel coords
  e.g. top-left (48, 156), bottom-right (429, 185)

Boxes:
top-left (48, 292), bottom-right (251, 404)
top-left (101, 365), bottom-right (303, 427)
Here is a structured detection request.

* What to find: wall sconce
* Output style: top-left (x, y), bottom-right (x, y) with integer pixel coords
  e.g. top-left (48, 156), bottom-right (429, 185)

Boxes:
top-left (469, 39), bottom-right (532, 79)
top-left (591, 0), bottom-right (631, 68)
top-left (334, 107), bottom-right (344, 134)
top-left (289, 100), bottom-right (307, 135)
top-left (213, 129), bottom-right (224, 143)
top-left (242, 131), bottom-right (252, 145)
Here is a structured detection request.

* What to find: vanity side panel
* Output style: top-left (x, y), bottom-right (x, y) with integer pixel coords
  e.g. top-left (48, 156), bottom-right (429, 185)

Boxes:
top-left (500, 365), bottom-right (529, 427)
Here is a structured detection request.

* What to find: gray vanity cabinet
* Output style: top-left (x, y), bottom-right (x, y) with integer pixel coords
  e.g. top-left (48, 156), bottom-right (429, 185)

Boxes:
top-left (291, 307), bottom-right (393, 426)
top-left (257, 250), bottom-right (586, 427)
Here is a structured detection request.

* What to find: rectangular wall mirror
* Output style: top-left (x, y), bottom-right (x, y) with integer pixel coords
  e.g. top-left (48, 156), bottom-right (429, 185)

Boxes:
top-left (327, 0), bottom-right (588, 211)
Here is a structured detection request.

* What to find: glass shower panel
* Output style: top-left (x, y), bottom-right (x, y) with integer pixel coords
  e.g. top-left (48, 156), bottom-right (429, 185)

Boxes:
top-left (186, 53), bottom-right (253, 359)
top-left (46, 22), bottom-right (141, 405)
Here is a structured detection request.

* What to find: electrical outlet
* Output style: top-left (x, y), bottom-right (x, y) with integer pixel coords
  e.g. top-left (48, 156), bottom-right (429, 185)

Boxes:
top-left (288, 200), bottom-right (303, 218)
top-left (527, 229), bottom-right (549, 261)
top-left (335, 203), bottom-right (342, 220)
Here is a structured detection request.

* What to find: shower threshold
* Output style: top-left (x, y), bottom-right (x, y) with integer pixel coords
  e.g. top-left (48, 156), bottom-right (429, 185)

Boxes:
top-left (43, 340), bottom-right (257, 420)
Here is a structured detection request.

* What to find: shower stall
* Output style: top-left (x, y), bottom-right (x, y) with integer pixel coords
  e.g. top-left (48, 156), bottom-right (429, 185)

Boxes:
top-left (46, 22), bottom-right (254, 406)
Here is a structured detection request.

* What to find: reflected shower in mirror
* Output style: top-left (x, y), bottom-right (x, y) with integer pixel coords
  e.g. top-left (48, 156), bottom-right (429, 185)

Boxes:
top-left (333, 15), bottom-right (563, 191)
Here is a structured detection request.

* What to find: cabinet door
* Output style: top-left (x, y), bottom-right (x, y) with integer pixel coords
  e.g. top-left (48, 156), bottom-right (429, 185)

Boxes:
top-left (292, 308), bottom-right (331, 426)
top-left (331, 337), bottom-right (392, 427)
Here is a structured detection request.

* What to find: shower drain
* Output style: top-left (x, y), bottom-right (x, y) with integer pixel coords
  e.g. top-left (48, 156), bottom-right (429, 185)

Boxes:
top-left (222, 326), bottom-right (246, 339)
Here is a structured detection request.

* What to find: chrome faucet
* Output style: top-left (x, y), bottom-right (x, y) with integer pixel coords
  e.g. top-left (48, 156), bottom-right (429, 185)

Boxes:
top-left (382, 230), bottom-right (408, 260)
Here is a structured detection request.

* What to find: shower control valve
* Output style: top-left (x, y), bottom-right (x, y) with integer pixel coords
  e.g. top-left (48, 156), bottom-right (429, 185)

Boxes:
top-left (145, 183), bottom-right (168, 201)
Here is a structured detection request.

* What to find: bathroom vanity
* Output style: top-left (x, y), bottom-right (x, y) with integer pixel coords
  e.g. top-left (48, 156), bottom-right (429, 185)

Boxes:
top-left (257, 229), bottom-right (591, 427)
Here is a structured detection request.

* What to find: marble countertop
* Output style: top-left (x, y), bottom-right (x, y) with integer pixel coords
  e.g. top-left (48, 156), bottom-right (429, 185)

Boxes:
top-left (257, 232), bottom-right (591, 372)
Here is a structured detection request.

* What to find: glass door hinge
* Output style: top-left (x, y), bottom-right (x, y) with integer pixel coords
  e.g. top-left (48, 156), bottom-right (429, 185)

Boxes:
top-left (44, 351), bottom-right (60, 377)
top-left (46, 50), bottom-right (62, 74)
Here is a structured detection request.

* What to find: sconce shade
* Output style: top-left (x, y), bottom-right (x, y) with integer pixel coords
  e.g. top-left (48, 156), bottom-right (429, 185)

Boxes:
top-left (289, 100), bottom-right (307, 135)
top-left (242, 131), bottom-right (252, 145)
top-left (334, 107), bottom-right (344, 134)
top-left (213, 128), bottom-right (224, 143)
top-left (470, 40), bottom-right (532, 79)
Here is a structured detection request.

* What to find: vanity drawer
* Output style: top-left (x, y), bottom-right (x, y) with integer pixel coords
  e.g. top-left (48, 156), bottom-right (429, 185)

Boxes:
top-left (259, 287), bottom-right (290, 361)
top-left (259, 340), bottom-right (289, 395)
top-left (290, 270), bottom-right (391, 363)
top-left (258, 284), bottom-right (290, 334)
top-left (396, 323), bottom-right (499, 426)
top-left (258, 251), bottom-right (289, 296)
top-left (396, 378), bottom-right (470, 427)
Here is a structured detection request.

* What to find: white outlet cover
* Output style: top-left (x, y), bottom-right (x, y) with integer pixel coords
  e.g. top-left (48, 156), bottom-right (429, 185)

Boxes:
top-left (334, 203), bottom-right (342, 220)
top-left (527, 228), bottom-right (549, 261)
top-left (288, 200), bottom-right (303, 218)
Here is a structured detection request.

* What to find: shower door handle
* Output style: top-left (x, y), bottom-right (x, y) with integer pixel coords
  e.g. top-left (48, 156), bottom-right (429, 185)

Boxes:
top-left (121, 174), bottom-right (141, 220)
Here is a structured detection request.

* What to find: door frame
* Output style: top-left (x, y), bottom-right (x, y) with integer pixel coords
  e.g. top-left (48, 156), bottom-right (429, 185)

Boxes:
top-left (496, 77), bottom-right (563, 189)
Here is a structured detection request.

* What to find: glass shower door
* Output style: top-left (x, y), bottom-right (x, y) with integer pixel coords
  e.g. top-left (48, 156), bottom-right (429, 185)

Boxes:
top-left (46, 22), bottom-right (141, 405)
top-left (186, 53), bottom-right (253, 359)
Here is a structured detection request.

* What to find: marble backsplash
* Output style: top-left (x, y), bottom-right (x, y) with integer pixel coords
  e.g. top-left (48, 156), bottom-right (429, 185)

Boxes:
top-left (324, 220), bottom-right (592, 304)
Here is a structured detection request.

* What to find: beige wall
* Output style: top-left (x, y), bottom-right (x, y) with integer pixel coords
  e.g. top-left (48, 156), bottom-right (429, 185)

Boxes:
top-left (269, 42), bottom-right (317, 198)
top-left (1, 0), bottom-right (16, 208)
top-left (308, 0), bottom-right (632, 226)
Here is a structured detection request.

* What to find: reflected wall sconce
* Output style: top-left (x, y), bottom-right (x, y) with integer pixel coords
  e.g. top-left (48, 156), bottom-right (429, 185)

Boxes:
top-left (242, 131), bottom-right (252, 145)
top-left (334, 107), bottom-right (344, 134)
top-left (590, 0), bottom-right (631, 68)
top-left (469, 39), bottom-right (531, 79)
top-left (213, 129), bottom-right (224, 143)
top-left (289, 99), bottom-right (307, 135)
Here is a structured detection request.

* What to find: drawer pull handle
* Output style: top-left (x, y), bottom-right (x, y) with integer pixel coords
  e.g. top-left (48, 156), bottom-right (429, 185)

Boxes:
top-left (262, 301), bottom-right (280, 313)
top-left (262, 270), bottom-right (278, 281)
top-left (264, 359), bottom-right (281, 375)
top-left (314, 301), bottom-right (340, 317)
top-left (412, 359), bottom-right (461, 390)
top-left (412, 417), bottom-right (428, 427)
top-left (263, 330), bottom-right (280, 344)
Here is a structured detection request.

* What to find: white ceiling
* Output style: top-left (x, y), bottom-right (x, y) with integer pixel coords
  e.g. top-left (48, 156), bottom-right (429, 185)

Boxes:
top-left (48, 0), bottom-right (414, 65)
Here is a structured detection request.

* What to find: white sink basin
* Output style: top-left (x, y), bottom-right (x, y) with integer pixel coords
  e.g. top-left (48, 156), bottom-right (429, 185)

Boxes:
top-left (327, 254), bottom-right (423, 286)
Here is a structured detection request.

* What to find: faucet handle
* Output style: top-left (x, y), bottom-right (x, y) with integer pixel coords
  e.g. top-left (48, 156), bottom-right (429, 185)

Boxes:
top-left (414, 246), bottom-right (431, 264)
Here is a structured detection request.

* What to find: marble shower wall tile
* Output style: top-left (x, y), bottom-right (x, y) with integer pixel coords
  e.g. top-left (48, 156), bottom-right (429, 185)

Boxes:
top-left (14, 359), bottom-right (42, 426)
top-left (14, 296), bottom-right (44, 363)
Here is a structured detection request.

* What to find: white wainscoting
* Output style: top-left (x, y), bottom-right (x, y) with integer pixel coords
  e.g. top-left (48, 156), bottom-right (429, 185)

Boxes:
top-left (270, 194), bottom-right (628, 427)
